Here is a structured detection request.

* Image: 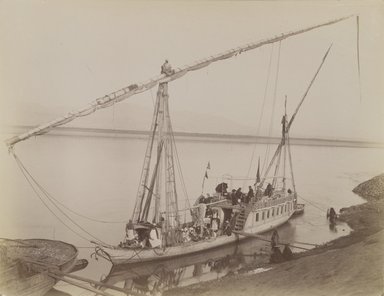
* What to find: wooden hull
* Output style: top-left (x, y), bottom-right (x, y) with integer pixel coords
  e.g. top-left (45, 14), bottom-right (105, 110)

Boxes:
top-left (0, 239), bottom-right (79, 296)
top-left (97, 200), bottom-right (295, 265)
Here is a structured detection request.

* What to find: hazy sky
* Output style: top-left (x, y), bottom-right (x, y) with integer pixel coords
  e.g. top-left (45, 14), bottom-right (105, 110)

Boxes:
top-left (0, 0), bottom-right (383, 142)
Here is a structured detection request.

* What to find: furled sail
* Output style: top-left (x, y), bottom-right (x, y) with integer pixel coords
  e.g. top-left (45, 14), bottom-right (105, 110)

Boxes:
top-left (5, 16), bottom-right (354, 148)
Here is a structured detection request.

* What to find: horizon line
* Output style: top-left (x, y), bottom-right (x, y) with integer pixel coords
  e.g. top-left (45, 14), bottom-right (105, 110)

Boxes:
top-left (2, 125), bottom-right (384, 149)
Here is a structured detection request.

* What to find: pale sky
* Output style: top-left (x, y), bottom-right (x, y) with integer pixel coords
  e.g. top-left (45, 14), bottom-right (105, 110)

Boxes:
top-left (0, 0), bottom-right (383, 142)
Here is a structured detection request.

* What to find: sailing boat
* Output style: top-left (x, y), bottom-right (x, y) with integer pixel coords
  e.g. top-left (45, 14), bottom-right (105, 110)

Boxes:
top-left (5, 16), bottom-right (358, 265)
top-left (92, 46), bottom-right (329, 264)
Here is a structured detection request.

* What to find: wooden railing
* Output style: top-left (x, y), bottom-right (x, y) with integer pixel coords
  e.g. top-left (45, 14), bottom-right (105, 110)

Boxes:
top-left (252, 194), bottom-right (294, 210)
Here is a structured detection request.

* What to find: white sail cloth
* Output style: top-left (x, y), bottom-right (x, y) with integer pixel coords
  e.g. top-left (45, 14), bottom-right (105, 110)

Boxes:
top-left (5, 16), bottom-right (353, 148)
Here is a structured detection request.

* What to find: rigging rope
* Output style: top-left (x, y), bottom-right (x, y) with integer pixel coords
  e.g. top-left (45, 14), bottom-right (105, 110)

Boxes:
top-left (12, 151), bottom-right (111, 245)
top-left (169, 120), bottom-right (191, 209)
top-left (243, 43), bottom-right (275, 186)
top-left (15, 152), bottom-right (126, 223)
top-left (13, 154), bottom-right (94, 243)
top-left (262, 41), bottom-right (282, 176)
top-left (296, 193), bottom-right (328, 213)
top-left (356, 15), bottom-right (362, 102)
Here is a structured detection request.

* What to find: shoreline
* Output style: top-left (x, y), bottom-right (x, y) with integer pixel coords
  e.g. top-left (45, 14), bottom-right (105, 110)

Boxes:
top-left (165, 175), bottom-right (384, 296)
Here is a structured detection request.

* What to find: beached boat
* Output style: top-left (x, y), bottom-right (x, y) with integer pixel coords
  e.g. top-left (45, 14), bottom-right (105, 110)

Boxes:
top-left (0, 238), bottom-right (81, 296)
top-left (4, 16), bottom-right (358, 265)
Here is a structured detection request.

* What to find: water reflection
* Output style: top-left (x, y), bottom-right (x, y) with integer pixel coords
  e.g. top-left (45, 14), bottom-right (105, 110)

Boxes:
top-left (100, 236), bottom-right (271, 295)
top-left (97, 217), bottom-right (350, 296)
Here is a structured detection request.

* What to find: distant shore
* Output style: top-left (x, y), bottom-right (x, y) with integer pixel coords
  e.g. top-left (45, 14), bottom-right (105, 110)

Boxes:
top-left (3, 126), bottom-right (384, 148)
top-left (165, 174), bottom-right (384, 296)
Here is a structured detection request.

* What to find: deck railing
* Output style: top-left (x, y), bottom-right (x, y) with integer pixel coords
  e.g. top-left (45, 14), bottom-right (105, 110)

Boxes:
top-left (252, 194), bottom-right (294, 211)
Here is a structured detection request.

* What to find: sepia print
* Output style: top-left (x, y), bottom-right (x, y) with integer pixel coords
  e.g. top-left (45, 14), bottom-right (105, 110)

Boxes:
top-left (0, 1), bottom-right (383, 296)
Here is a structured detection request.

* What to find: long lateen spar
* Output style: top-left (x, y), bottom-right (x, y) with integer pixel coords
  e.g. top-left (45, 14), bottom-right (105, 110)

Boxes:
top-left (5, 15), bottom-right (355, 148)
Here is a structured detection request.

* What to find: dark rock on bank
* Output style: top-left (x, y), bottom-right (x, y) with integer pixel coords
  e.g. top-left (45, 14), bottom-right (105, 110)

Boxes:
top-left (352, 173), bottom-right (384, 201)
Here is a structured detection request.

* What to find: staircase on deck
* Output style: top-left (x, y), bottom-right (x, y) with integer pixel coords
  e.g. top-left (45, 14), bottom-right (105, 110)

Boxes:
top-left (234, 206), bottom-right (252, 231)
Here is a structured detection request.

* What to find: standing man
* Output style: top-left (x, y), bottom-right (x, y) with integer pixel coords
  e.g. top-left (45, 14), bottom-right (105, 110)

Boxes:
top-left (246, 186), bottom-right (254, 203)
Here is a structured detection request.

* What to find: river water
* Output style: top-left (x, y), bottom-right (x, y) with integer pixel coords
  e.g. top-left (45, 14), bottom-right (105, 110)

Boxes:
top-left (0, 133), bottom-right (383, 295)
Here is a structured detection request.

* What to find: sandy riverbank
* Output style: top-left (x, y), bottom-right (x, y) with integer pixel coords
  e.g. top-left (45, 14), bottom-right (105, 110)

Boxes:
top-left (165, 175), bottom-right (384, 296)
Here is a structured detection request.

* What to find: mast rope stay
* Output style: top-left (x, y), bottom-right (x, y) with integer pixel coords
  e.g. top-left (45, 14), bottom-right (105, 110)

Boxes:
top-left (15, 151), bottom-right (127, 223)
top-left (262, 40), bottom-right (282, 177)
top-left (243, 43), bottom-right (274, 187)
top-left (169, 119), bottom-right (191, 211)
top-left (11, 150), bottom-right (112, 245)
top-left (356, 15), bottom-right (362, 102)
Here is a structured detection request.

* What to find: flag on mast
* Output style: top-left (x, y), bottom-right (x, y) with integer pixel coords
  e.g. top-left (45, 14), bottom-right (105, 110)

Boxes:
top-left (256, 157), bottom-right (261, 183)
top-left (205, 161), bottom-right (211, 179)
top-left (201, 161), bottom-right (211, 194)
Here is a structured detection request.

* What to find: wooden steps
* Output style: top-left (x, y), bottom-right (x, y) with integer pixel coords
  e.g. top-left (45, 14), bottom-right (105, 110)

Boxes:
top-left (234, 206), bottom-right (252, 231)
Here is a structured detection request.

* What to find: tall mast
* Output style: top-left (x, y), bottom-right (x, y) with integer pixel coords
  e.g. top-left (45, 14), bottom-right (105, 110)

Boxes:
top-left (132, 82), bottom-right (179, 227)
top-left (163, 85), bottom-right (180, 228)
top-left (132, 90), bottom-right (162, 223)
top-left (282, 96), bottom-right (288, 192)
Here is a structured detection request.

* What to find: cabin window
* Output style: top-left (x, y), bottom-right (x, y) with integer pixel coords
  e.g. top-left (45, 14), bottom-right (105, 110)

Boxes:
top-left (256, 212), bottom-right (259, 222)
top-left (285, 204), bottom-right (287, 212)
top-left (281, 206), bottom-right (283, 214)
top-left (272, 208), bottom-right (275, 216)
top-left (267, 210), bottom-right (270, 218)
top-left (262, 211), bottom-right (265, 220)
top-left (276, 207), bottom-right (279, 215)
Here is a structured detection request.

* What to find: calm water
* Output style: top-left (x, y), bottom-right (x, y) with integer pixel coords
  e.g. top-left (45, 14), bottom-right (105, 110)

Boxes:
top-left (1, 133), bottom-right (383, 295)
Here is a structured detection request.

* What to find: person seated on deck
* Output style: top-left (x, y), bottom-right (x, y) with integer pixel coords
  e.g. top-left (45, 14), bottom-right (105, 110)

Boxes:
top-left (182, 227), bottom-right (191, 242)
top-left (264, 183), bottom-right (273, 197)
top-left (205, 193), bottom-right (213, 204)
top-left (211, 212), bottom-right (220, 237)
top-left (195, 202), bottom-right (207, 238)
top-left (222, 220), bottom-right (232, 236)
top-left (148, 226), bottom-right (161, 248)
top-left (122, 219), bottom-right (139, 247)
top-left (254, 185), bottom-right (264, 201)
top-left (215, 182), bottom-right (229, 196)
top-left (287, 188), bottom-right (292, 194)
top-left (137, 230), bottom-right (149, 248)
top-left (235, 188), bottom-right (243, 204)
top-left (125, 219), bottom-right (135, 240)
top-left (205, 206), bottom-right (213, 218)
top-left (230, 189), bottom-right (237, 205)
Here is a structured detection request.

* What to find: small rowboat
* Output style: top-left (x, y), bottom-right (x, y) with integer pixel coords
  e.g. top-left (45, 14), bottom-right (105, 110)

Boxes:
top-left (293, 203), bottom-right (305, 216)
top-left (0, 238), bottom-right (81, 296)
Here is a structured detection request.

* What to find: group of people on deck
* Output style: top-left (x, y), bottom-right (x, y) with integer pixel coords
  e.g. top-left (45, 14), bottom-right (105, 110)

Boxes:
top-left (120, 180), bottom-right (294, 249)
top-left (228, 186), bottom-right (254, 205)
top-left (215, 181), bottom-right (289, 205)
top-left (120, 220), bottom-right (162, 249)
